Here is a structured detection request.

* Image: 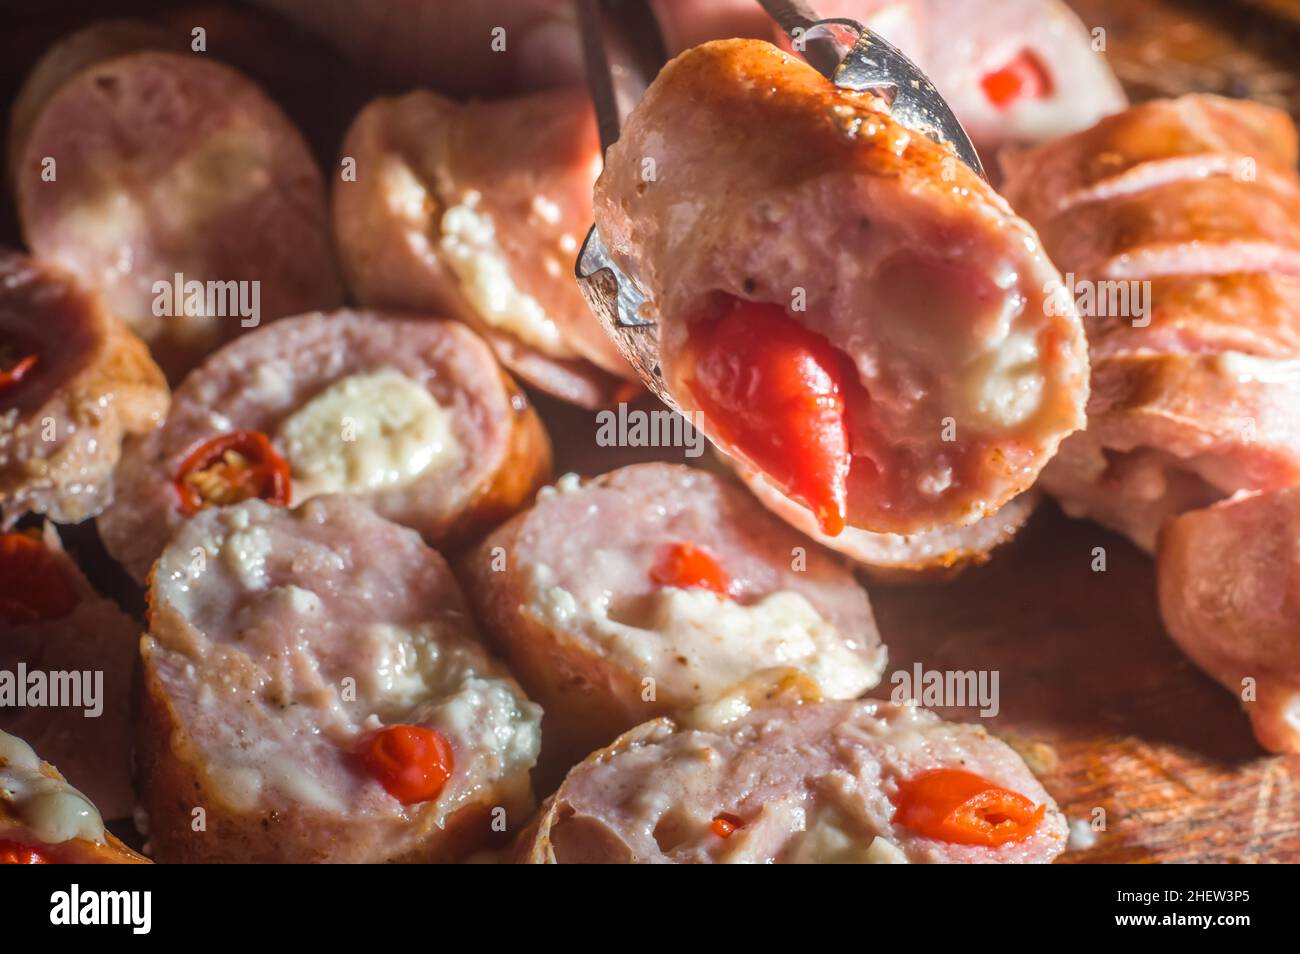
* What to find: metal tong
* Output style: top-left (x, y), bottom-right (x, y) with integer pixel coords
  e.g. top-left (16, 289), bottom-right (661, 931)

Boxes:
top-left (573, 0), bottom-right (985, 367)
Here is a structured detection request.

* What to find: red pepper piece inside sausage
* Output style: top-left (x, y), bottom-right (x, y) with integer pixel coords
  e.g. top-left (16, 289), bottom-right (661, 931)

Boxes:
top-left (711, 813), bottom-right (745, 839)
top-left (649, 542), bottom-right (731, 597)
top-left (0, 334), bottom-right (40, 400)
top-left (173, 430), bottom-right (291, 516)
top-left (891, 768), bottom-right (1045, 846)
top-left (357, 725), bottom-right (455, 805)
top-left (685, 298), bottom-right (854, 537)
top-left (0, 531), bottom-right (77, 626)
top-left (981, 50), bottom-right (1052, 109)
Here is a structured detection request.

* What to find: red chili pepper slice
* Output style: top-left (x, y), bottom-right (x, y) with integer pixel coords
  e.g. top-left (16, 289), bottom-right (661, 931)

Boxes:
top-left (0, 531), bottom-right (77, 626)
top-left (0, 342), bottom-right (39, 398)
top-left (685, 298), bottom-right (853, 536)
top-left (650, 542), bottom-right (730, 596)
top-left (174, 430), bottom-right (292, 516)
top-left (891, 768), bottom-right (1046, 846)
top-left (711, 813), bottom-right (745, 838)
top-left (981, 50), bottom-right (1051, 109)
top-left (357, 725), bottom-right (455, 805)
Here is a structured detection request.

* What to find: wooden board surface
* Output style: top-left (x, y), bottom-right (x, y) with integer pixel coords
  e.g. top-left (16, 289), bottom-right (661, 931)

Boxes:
top-left (5, 0), bottom-right (1300, 863)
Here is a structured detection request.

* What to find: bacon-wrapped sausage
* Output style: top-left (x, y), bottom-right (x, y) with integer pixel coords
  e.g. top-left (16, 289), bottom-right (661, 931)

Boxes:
top-left (1002, 95), bottom-right (1300, 551)
top-left (334, 88), bottom-right (637, 408)
top-left (0, 251), bottom-right (167, 527)
top-left (11, 41), bottom-right (343, 379)
top-left (99, 311), bottom-right (550, 583)
top-left (0, 730), bottom-right (147, 865)
top-left (0, 525), bottom-right (137, 820)
top-left (461, 463), bottom-right (885, 774)
top-left (1157, 488), bottom-right (1300, 754)
top-left (137, 495), bottom-right (543, 863)
top-left (592, 39), bottom-right (1089, 540)
top-left (516, 675), bottom-right (1067, 863)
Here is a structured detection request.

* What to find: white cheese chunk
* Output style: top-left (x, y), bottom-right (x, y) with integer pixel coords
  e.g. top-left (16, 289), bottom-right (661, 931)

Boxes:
top-left (787, 804), bottom-right (907, 863)
top-left (0, 730), bottom-right (105, 845)
top-left (278, 370), bottom-right (460, 501)
top-left (524, 565), bottom-right (879, 701)
top-left (439, 190), bottom-right (576, 358)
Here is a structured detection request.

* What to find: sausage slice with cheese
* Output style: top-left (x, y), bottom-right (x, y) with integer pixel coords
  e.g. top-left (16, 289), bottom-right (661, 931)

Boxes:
top-left (99, 311), bottom-right (550, 583)
top-left (517, 677), bottom-right (1067, 864)
top-left (138, 495), bottom-right (543, 863)
top-left (593, 39), bottom-right (1089, 539)
top-left (12, 44), bottom-right (343, 378)
top-left (461, 463), bottom-right (886, 775)
top-left (335, 89), bottom-right (637, 408)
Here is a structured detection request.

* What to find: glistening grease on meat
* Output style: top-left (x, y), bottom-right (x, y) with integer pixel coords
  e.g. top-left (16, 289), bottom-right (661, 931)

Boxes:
top-left (592, 39), bottom-right (1089, 538)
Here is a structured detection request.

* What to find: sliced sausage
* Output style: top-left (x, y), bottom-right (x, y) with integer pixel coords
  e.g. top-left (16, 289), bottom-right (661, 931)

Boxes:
top-left (460, 463), bottom-right (885, 776)
top-left (99, 310), bottom-right (551, 583)
top-left (137, 494), bottom-right (543, 863)
top-left (593, 39), bottom-right (1089, 539)
top-left (0, 250), bottom-right (167, 526)
top-left (334, 89), bottom-right (637, 408)
top-left (1157, 488), bottom-right (1300, 754)
top-left (12, 47), bottom-right (343, 379)
top-left (0, 730), bottom-right (147, 864)
top-left (780, 1), bottom-right (1126, 167)
top-left (737, 462), bottom-right (1038, 582)
top-left (516, 676), bottom-right (1067, 863)
top-left (0, 525), bottom-right (137, 821)
top-left (1001, 95), bottom-right (1300, 551)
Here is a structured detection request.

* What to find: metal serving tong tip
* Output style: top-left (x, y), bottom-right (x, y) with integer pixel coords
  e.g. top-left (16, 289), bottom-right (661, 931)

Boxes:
top-left (574, 0), bottom-right (986, 340)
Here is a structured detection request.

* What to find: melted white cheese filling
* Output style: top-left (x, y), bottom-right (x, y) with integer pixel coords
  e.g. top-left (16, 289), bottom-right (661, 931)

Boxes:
top-left (439, 190), bottom-right (576, 358)
top-left (278, 370), bottom-right (461, 501)
top-left (0, 731), bottom-right (105, 845)
top-left (524, 565), bottom-right (879, 701)
top-left (787, 805), bottom-right (908, 864)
